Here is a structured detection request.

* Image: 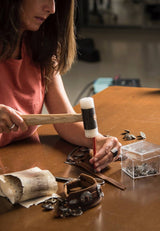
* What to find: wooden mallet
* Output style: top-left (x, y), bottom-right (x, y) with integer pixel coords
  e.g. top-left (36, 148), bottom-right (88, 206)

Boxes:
top-left (21, 97), bottom-right (98, 156)
top-left (21, 97), bottom-right (98, 138)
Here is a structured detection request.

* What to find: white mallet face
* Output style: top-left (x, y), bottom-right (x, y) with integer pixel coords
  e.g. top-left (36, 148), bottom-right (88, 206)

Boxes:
top-left (80, 97), bottom-right (98, 138)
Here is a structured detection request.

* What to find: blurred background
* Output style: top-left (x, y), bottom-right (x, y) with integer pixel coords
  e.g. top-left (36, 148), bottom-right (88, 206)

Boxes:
top-left (49, 0), bottom-right (160, 110)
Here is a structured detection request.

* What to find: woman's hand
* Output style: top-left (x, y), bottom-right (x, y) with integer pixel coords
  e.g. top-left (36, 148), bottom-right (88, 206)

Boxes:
top-left (89, 135), bottom-right (121, 172)
top-left (0, 104), bottom-right (28, 133)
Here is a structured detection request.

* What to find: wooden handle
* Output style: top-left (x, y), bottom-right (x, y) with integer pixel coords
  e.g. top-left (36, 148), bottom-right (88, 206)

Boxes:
top-left (21, 113), bottom-right (83, 126)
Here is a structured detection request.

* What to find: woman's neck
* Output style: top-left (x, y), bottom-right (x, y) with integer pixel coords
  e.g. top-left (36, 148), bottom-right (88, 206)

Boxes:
top-left (11, 33), bottom-right (23, 59)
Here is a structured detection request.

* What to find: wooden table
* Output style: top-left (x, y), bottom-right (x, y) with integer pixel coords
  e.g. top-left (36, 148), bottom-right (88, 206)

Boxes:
top-left (1, 86), bottom-right (160, 231)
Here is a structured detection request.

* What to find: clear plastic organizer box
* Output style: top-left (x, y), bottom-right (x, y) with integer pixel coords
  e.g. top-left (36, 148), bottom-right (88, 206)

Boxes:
top-left (121, 140), bottom-right (160, 179)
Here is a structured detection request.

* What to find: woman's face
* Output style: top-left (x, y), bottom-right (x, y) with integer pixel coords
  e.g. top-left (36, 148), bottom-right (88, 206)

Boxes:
top-left (20, 0), bottom-right (55, 32)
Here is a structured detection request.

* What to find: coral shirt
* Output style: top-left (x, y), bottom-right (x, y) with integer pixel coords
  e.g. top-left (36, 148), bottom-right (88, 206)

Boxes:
top-left (0, 44), bottom-right (45, 147)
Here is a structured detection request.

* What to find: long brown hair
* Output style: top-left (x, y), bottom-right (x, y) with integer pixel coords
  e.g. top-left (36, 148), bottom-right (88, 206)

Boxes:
top-left (0, 0), bottom-right (77, 80)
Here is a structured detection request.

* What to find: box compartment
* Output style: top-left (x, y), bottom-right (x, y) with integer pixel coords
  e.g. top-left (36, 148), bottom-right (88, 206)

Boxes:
top-left (121, 141), bottom-right (160, 179)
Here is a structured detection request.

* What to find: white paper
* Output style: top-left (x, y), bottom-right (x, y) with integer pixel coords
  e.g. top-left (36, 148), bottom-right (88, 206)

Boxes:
top-left (0, 167), bottom-right (59, 208)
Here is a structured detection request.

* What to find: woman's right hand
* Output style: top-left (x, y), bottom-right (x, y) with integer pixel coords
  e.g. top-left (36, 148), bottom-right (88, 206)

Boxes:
top-left (0, 104), bottom-right (28, 133)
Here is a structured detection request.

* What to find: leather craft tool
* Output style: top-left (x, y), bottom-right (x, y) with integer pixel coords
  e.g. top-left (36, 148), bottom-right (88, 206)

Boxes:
top-left (21, 97), bottom-right (98, 134)
top-left (79, 97), bottom-right (98, 167)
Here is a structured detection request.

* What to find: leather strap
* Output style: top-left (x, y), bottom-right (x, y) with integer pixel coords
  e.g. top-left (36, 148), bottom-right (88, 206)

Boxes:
top-left (66, 146), bottom-right (126, 191)
top-left (75, 161), bottom-right (126, 190)
top-left (65, 173), bottom-right (103, 209)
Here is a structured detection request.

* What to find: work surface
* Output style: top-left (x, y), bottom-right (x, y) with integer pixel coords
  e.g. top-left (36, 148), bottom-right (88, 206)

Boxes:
top-left (0, 86), bottom-right (160, 231)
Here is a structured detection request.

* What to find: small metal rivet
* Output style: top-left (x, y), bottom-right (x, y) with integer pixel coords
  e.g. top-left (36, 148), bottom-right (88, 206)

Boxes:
top-left (80, 191), bottom-right (93, 204)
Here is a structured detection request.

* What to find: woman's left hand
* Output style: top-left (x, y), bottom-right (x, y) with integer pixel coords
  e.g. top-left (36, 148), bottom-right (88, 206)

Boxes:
top-left (89, 135), bottom-right (121, 172)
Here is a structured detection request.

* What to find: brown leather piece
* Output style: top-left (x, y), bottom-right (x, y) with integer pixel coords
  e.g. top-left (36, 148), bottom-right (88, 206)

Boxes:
top-left (65, 173), bottom-right (103, 209)
top-left (75, 161), bottom-right (126, 190)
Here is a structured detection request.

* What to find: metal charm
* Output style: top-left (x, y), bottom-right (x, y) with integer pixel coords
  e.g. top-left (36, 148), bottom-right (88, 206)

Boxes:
top-left (123, 133), bottom-right (136, 140)
top-left (41, 198), bottom-right (57, 211)
top-left (121, 129), bottom-right (130, 135)
top-left (121, 129), bottom-right (146, 141)
top-left (68, 199), bottom-right (79, 206)
top-left (80, 191), bottom-right (93, 204)
top-left (97, 184), bottom-right (104, 198)
top-left (137, 131), bottom-right (146, 140)
top-left (69, 207), bottom-right (83, 217)
top-left (42, 203), bottom-right (55, 211)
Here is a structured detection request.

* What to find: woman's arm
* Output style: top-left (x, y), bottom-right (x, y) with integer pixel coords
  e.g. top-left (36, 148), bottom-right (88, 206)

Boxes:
top-left (45, 73), bottom-right (121, 172)
top-left (44, 73), bottom-right (92, 147)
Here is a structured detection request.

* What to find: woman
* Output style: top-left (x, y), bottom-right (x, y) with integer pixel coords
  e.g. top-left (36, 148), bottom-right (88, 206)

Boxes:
top-left (0, 0), bottom-right (121, 172)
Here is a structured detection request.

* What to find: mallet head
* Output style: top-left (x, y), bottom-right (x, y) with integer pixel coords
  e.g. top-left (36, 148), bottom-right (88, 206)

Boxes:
top-left (80, 97), bottom-right (98, 138)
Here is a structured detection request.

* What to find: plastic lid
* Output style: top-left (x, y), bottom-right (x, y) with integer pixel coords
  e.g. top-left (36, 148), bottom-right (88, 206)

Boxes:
top-left (121, 140), bottom-right (160, 161)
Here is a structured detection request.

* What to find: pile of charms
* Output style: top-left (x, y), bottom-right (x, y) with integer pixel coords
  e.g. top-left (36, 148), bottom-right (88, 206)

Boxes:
top-left (126, 162), bottom-right (158, 178)
top-left (121, 129), bottom-right (146, 141)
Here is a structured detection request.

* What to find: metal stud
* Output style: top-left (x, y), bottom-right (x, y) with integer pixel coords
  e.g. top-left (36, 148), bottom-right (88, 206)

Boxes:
top-left (137, 131), bottom-right (146, 140)
top-left (69, 207), bottom-right (83, 217)
top-left (123, 133), bottom-right (136, 140)
top-left (68, 199), bottom-right (79, 206)
top-left (80, 191), bottom-right (93, 204)
top-left (97, 184), bottom-right (104, 197)
top-left (42, 203), bottom-right (55, 211)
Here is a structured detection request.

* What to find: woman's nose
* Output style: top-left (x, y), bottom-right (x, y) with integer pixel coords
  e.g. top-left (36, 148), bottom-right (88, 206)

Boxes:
top-left (44, 0), bottom-right (55, 14)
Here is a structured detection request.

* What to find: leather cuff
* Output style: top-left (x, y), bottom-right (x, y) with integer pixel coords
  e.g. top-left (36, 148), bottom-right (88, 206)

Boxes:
top-left (55, 173), bottom-right (104, 218)
top-left (65, 173), bottom-right (104, 210)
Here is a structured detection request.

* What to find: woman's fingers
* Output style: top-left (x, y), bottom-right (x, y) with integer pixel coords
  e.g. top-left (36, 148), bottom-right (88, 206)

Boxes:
top-left (0, 105), bottom-right (28, 133)
top-left (89, 136), bottom-right (122, 172)
top-left (10, 110), bottom-right (28, 132)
